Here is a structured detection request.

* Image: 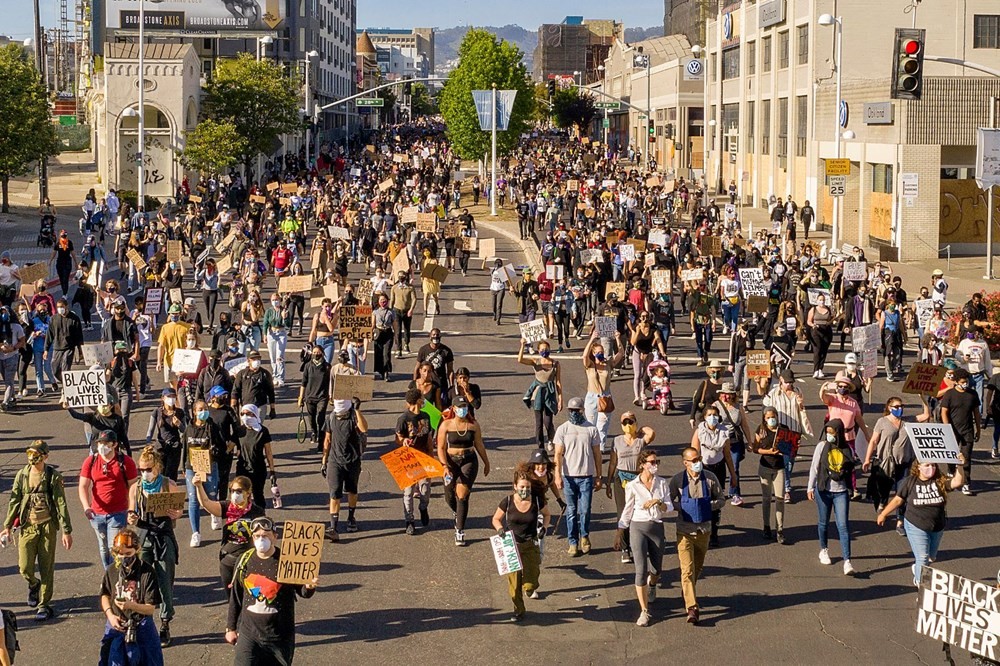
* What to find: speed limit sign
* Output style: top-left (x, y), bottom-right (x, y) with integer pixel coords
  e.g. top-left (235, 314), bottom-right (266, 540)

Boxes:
top-left (829, 175), bottom-right (847, 197)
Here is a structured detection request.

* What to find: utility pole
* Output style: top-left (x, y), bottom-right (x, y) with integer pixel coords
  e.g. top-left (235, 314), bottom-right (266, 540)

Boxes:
top-left (137, 0), bottom-right (146, 210)
top-left (490, 84), bottom-right (497, 217)
top-left (33, 0), bottom-right (48, 204)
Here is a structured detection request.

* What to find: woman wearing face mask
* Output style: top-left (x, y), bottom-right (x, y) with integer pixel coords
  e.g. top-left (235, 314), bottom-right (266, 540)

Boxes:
top-left (806, 293), bottom-right (834, 379)
top-left (436, 396), bottom-right (491, 546)
top-left (98, 528), bottom-right (163, 665)
top-left (752, 407), bottom-right (790, 543)
top-left (713, 383), bottom-right (752, 507)
top-left (160, 259), bottom-right (184, 310)
top-left (878, 301), bottom-right (905, 382)
top-left (50, 230), bottom-right (75, 295)
top-left (25, 302), bottom-right (56, 396)
top-left (241, 290), bottom-right (265, 352)
top-left (371, 294), bottom-right (396, 381)
top-left (491, 465), bottom-right (551, 622)
top-left (308, 297), bottom-right (339, 364)
top-left (286, 263), bottom-right (308, 335)
top-left (72, 261), bottom-right (97, 330)
top-left (235, 404), bottom-right (277, 509)
top-left (127, 447), bottom-right (182, 647)
top-left (518, 338), bottom-right (562, 451)
top-left (195, 258), bottom-right (220, 333)
top-left (582, 329), bottom-right (625, 453)
top-left (607, 412), bottom-right (655, 564)
top-left (820, 378), bottom-right (871, 500)
top-left (691, 406), bottom-right (736, 547)
top-left (628, 311), bottom-right (666, 407)
top-left (807, 419), bottom-right (856, 575)
top-left (876, 454), bottom-right (966, 586)
top-left (146, 389), bottom-right (187, 482)
top-left (181, 400), bottom-right (221, 548)
top-left (15, 304), bottom-right (36, 397)
top-left (615, 447), bottom-right (672, 627)
top-left (175, 330), bottom-right (207, 414)
top-left (191, 474), bottom-right (265, 589)
top-left (527, 449), bottom-right (565, 513)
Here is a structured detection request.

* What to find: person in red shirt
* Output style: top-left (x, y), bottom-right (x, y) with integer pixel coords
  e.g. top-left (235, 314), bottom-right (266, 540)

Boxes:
top-left (78, 430), bottom-right (138, 569)
top-left (271, 239), bottom-right (294, 280)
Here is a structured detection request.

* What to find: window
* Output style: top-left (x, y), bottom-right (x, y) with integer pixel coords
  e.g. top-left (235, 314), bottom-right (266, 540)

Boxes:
top-left (747, 101), bottom-right (755, 153)
top-left (722, 47), bottom-right (740, 80)
top-left (974, 15), bottom-right (1000, 48)
top-left (762, 36), bottom-right (772, 72)
top-left (795, 95), bottom-right (808, 156)
top-left (761, 99), bottom-right (771, 154)
top-left (873, 164), bottom-right (894, 193)
top-left (711, 53), bottom-right (718, 82)
top-left (710, 105), bottom-right (717, 151)
top-left (777, 98), bottom-right (788, 157)
top-left (747, 41), bottom-right (756, 75)
top-left (778, 31), bottom-right (789, 69)
top-left (797, 25), bottom-right (809, 64)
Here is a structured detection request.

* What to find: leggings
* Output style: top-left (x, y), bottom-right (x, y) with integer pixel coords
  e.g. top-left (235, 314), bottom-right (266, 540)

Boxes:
top-left (202, 290), bottom-right (218, 329)
top-left (810, 325), bottom-right (833, 373)
top-left (533, 409), bottom-right (554, 448)
top-left (759, 465), bottom-right (785, 531)
top-left (554, 311), bottom-right (571, 347)
top-left (306, 400), bottom-right (328, 442)
top-left (629, 520), bottom-right (665, 586)
top-left (491, 291), bottom-right (504, 322)
top-left (632, 350), bottom-right (652, 401)
top-left (446, 450), bottom-right (478, 531)
top-left (612, 475), bottom-right (632, 553)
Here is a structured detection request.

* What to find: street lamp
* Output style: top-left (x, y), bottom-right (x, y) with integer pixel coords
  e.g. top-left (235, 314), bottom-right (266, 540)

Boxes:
top-left (304, 50), bottom-right (319, 167)
top-left (257, 35), bottom-right (273, 61)
top-left (597, 64), bottom-right (608, 147)
top-left (819, 12), bottom-right (844, 249)
top-left (634, 47), bottom-right (652, 170)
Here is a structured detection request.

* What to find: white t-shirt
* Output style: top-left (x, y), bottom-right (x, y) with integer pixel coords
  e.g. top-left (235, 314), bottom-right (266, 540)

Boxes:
top-left (554, 420), bottom-right (600, 477)
top-left (932, 278), bottom-right (948, 304)
top-left (0, 263), bottom-right (19, 287)
top-left (0, 322), bottom-right (25, 360)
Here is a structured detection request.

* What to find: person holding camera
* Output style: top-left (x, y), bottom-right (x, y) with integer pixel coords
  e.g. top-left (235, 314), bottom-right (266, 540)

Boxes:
top-left (263, 294), bottom-right (293, 388)
top-left (98, 528), bottom-right (163, 665)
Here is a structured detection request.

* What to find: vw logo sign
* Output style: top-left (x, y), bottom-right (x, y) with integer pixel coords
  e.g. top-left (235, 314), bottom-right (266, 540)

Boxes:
top-left (722, 13), bottom-right (733, 40)
top-left (839, 100), bottom-right (849, 128)
top-left (686, 59), bottom-right (704, 76)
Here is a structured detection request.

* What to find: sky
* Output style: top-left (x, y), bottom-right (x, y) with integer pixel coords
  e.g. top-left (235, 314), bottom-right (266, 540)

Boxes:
top-left (1, 0), bottom-right (664, 41)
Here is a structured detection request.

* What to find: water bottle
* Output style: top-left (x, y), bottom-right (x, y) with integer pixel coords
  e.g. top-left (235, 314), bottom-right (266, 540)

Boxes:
top-left (270, 482), bottom-right (282, 509)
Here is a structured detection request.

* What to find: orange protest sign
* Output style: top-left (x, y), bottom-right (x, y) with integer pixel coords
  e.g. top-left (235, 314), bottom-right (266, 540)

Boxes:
top-left (379, 446), bottom-right (445, 490)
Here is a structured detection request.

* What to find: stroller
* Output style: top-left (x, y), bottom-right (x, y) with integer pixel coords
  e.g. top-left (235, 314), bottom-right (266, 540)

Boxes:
top-left (643, 356), bottom-right (675, 415)
top-left (37, 214), bottom-right (55, 247)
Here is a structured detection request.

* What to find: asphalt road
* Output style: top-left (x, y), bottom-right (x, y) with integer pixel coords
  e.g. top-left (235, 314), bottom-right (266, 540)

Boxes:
top-left (1, 212), bottom-right (998, 666)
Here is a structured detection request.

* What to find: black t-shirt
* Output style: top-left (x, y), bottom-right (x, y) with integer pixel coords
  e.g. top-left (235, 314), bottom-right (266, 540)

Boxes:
top-left (395, 411), bottom-right (433, 455)
top-left (325, 411), bottom-right (362, 466)
top-left (896, 475), bottom-right (947, 532)
top-left (755, 428), bottom-right (786, 469)
top-left (227, 549), bottom-right (313, 644)
top-left (236, 425), bottom-right (272, 477)
top-left (498, 493), bottom-right (546, 543)
top-left (219, 500), bottom-right (266, 556)
top-left (100, 558), bottom-right (161, 621)
top-left (941, 388), bottom-right (981, 440)
top-left (417, 343), bottom-right (454, 387)
top-left (987, 373), bottom-right (1000, 411)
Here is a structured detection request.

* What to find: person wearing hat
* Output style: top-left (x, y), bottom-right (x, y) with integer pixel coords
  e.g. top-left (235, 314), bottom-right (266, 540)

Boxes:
top-left (180, 296), bottom-right (203, 334)
top-left (98, 527), bottom-right (163, 664)
top-left (512, 268), bottom-right (541, 349)
top-left (528, 448), bottom-right (565, 511)
top-left (156, 303), bottom-right (192, 387)
top-left (834, 353), bottom-right (870, 407)
top-left (607, 411), bottom-right (656, 563)
top-left (820, 378), bottom-right (871, 500)
top-left (80, 430), bottom-right (139, 569)
top-left (231, 350), bottom-right (277, 419)
top-left (763, 369), bottom-right (813, 503)
top-left (930, 269), bottom-right (948, 307)
top-left (689, 360), bottom-right (726, 430)
top-left (941, 368), bottom-right (982, 495)
top-left (194, 347), bottom-right (233, 404)
top-left (2, 440), bottom-right (73, 621)
top-left (553, 397), bottom-right (602, 556)
top-left (226, 516), bottom-right (317, 664)
top-left (712, 382), bottom-right (752, 506)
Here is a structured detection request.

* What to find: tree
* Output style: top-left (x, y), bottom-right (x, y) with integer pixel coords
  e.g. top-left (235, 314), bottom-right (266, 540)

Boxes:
top-left (551, 88), bottom-right (597, 135)
top-left (202, 54), bottom-right (300, 176)
top-left (0, 44), bottom-right (59, 212)
top-left (410, 83), bottom-right (438, 117)
top-left (438, 29), bottom-right (535, 160)
top-left (377, 86), bottom-right (397, 125)
top-left (178, 119), bottom-right (248, 176)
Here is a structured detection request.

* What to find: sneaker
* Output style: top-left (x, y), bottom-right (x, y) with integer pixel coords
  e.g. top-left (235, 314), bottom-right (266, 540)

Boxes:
top-left (567, 543), bottom-right (580, 557)
top-left (326, 529), bottom-right (340, 543)
top-left (777, 531), bottom-right (786, 545)
top-left (419, 508), bottom-right (430, 527)
top-left (961, 485), bottom-right (975, 496)
top-left (454, 530), bottom-right (466, 546)
top-left (36, 390), bottom-right (45, 398)
top-left (762, 526), bottom-right (773, 540)
top-left (28, 581), bottom-right (40, 608)
top-left (818, 548), bottom-right (832, 565)
top-left (580, 536), bottom-right (592, 554)
top-left (636, 610), bottom-right (651, 627)
top-left (647, 576), bottom-right (657, 601)
top-left (189, 532), bottom-right (201, 548)
top-left (621, 551), bottom-right (634, 564)
top-left (730, 495), bottom-right (744, 507)
top-left (405, 522), bottom-right (415, 536)
top-left (346, 517), bottom-right (359, 532)
top-left (34, 606), bottom-right (53, 622)
top-left (992, 448), bottom-right (999, 460)
top-left (159, 620), bottom-right (171, 647)
top-left (19, 389), bottom-right (27, 398)
top-left (843, 559), bottom-right (855, 576)
top-left (784, 491), bottom-right (792, 503)
top-left (211, 515), bottom-right (222, 531)
top-left (529, 590), bottom-right (540, 600)
top-left (896, 521), bottom-right (906, 536)
top-left (816, 370), bottom-right (825, 379)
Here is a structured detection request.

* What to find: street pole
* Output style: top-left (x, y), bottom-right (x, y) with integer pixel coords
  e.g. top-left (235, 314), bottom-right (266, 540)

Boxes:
top-left (603, 107), bottom-right (609, 149)
top-left (645, 59), bottom-right (651, 171)
top-left (832, 17), bottom-right (843, 251)
top-left (490, 84), bottom-right (497, 217)
top-left (304, 56), bottom-right (311, 168)
top-left (988, 96), bottom-right (997, 279)
top-left (33, 0), bottom-right (47, 204)
top-left (137, 0), bottom-right (145, 210)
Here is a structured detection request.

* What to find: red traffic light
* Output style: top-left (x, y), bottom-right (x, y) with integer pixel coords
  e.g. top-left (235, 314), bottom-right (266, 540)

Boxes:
top-left (903, 39), bottom-right (921, 55)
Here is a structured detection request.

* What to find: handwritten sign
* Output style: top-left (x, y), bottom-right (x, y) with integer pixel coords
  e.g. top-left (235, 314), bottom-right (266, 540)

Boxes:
top-left (81, 342), bottom-right (114, 368)
top-left (378, 178), bottom-right (394, 192)
top-left (188, 194), bottom-right (203, 204)
top-left (860, 348), bottom-right (878, 380)
top-left (277, 520), bottom-right (325, 585)
top-left (807, 288), bottom-right (832, 307)
top-left (249, 194), bottom-right (267, 204)
top-left (144, 491), bottom-right (186, 518)
top-left (490, 532), bottom-right (523, 576)
top-left (459, 236), bottom-right (477, 252)
top-left (647, 230), bottom-right (668, 247)
top-left (339, 305), bottom-right (373, 340)
top-left (595, 316), bottom-right (617, 339)
top-left (62, 369), bottom-right (107, 408)
top-left (18, 262), bottom-right (49, 285)
top-left (327, 226), bottom-right (350, 241)
top-left (309, 284), bottom-right (340, 307)
top-left (125, 248), bottom-right (147, 271)
top-left (171, 349), bottom-right (203, 375)
top-left (332, 373), bottom-right (375, 402)
top-left (746, 349), bottom-right (771, 379)
top-left (747, 295), bottom-right (769, 313)
top-left (739, 268), bottom-right (766, 297)
top-left (904, 423), bottom-right (960, 464)
top-left (415, 213), bottom-right (437, 233)
top-left (266, 182), bottom-right (279, 192)
top-left (545, 265), bottom-right (564, 281)
top-left (604, 282), bottom-right (625, 301)
top-left (478, 237), bottom-right (496, 260)
top-left (391, 249), bottom-right (411, 276)
top-left (281, 183), bottom-right (298, 194)
top-left (144, 288), bottom-right (163, 315)
top-left (400, 207), bottom-right (419, 225)
top-left (355, 279), bottom-right (375, 305)
top-left (189, 448), bottom-right (212, 482)
top-left (620, 244), bottom-right (636, 262)
top-left (580, 248), bottom-right (604, 264)
top-left (169, 288), bottom-right (183, 306)
top-left (903, 363), bottom-right (947, 396)
top-left (648, 270), bottom-right (671, 295)
top-left (566, 179), bottom-right (579, 192)
top-left (278, 275), bottom-right (313, 294)
top-left (851, 323), bottom-right (880, 353)
top-left (519, 320), bottom-right (548, 344)
top-left (421, 263), bottom-right (449, 283)
top-left (215, 254), bottom-right (233, 274)
top-left (379, 447), bottom-right (446, 491)
top-left (166, 241), bottom-right (183, 263)
top-left (843, 261), bottom-right (867, 281)
top-left (701, 236), bottom-right (722, 257)
top-left (681, 268), bottom-right (704, 283)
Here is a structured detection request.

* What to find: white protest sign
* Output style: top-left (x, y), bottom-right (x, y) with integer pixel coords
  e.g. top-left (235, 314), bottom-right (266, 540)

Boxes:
top-left (916, 567), bottom-right (1000, 662)
top-left (81, 342), bottom-right (114, 368)
top-left (579, 248), bottom-right (604, 264)
top-left (63, 369), bottom-right (107, 408)
top-left (914, 299), bottom-right (935, 329)
top-left (843, 261), bottom-right (867, 282)
top-left (860, 348), bottom-right (878, 380)
top-left (681, 268), bottom-right (704, 283)
top-left (851, 323), bottom-right (880, 353)
top-left (519, 320), bottom-right (548, 344)
top-left (650, 270), bottom-right (672, 295)
top-left (620, 244), bottom-right (636, 262)
top-left (545, 265), bottom-right (564, 281)
top-left (327, 226), bottom-right (350, 240)
top-left (807, 288), bottom-right (832, 306)
top-left (171, 349), bottom-right (203, 375)
top-left (904, 423), bottom-right (960, 464)
top-left (738, 268), bottom-right (766, 297)
top-left (490, 532), bottom-right (523, 576)
top-left (225, 358), bottom-right (248, 376)
top-left (647, 230), bottom-right (668, 247)
top-left (595, 316), bottom-right (617, 339)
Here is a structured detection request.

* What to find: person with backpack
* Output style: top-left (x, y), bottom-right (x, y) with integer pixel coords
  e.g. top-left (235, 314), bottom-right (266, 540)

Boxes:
top-left (78, 430), bottom-right (139, 569)
top-left (807, 419), bottom-right (856, 576)
top-left (98, 528), bottom-right (163, 666)
top-left (1, 440), bottom-right (73, 621)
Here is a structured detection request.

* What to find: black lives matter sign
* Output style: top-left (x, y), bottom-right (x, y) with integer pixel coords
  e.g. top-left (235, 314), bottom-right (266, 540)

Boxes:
top-left (918, 567), bottom-right (1000, 661)
top-left (904, 423), bottom-right (960, 464)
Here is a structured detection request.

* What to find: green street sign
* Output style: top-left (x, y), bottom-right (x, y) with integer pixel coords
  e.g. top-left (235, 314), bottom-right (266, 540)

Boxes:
top-left (595, 101), bottom-right (620, 110)
top-left (602, 118), bottom-right (610, 128)
top-left (356, 98), bottom-right (384, 107)
top-left (58, 115), bottom-right (77, 126)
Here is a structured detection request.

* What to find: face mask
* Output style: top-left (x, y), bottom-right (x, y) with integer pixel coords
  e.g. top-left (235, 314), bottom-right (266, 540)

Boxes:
top-left (197, 410), bottom-right (210, 422)
top-left (242, 415), bottom-right (260, 429)
top-left (919, 464), bottom-right (936, 478)
top-left (647, 463), bottom-right (659, 475)
top-left (455, 406), bottom-right (469, 419)
top-left (539, 349), bottom-right (550, 358)
top-left (228, 346), bottom-right (238, 353)
top-left (98, 405), bottom-right (112, 416)
top-left (956, 383), bottom-right (968, 392)
top-left (271, 301), bottom-right (280, 309)
top-left (826, 433), bottom-right (838, 444)
top-left (249, 359), bottom-right (261, 370)
top-left (837, 387), bottom-right (849, 395)
top-left (889, 406), bottom-right (904, 418)
top-left (709, 372), bottom-right (720, 380)
top-left (121, 554), bottom-right (137, 569)
top-left (568, 411), bottom-right (586, 426)
top-left (169, 315), bottom-right (180, 322)
top-left (516, 488), bottom-right (531, 499)
top-left (766, 417), bottom-right (778, 428)
top-left (231, 491), bottom-right (246, 505)
top-left (27, 454), bottom-right (41, 465)
top-left (98, 444), bottom-right (113, 457)
top-left (253, 537), bottom-right (272, 554)
top-left (186, 340), bottom-right (197, 349)
top-left (689, 461), bottom-right (704, 474)
top-left (57, 306), bottom-right (67, 316)
top-left (141, 471), bottom-right (155, 483)
top-left (622, 423), bottom-right (637, 436)
top-left (534, 468), bottom-right (546, 478)
top-left (430, 338), bottom-right (441, 345)
top-left (705, 415), bottom-right (720, 427)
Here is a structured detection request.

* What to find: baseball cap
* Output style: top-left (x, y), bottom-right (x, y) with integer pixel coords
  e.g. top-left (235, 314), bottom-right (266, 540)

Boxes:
top-left (113, 340), bottom-right (129, 353)
top-left (452, 396), bottom-right (469, 408)
top-left (779, 369), bottom-right (796, 383)
top-left (247, 350), bottom-right (261, 359)
top-left (226, 337), bottom-right (238, 347)
top-left (528, 450), bottom-right (550, 466)
top-left (567, 397), bottom-right (585, 410)
top-left (168, 303), bottom-right (182, 314)
top-left (208, 385), bottom-right (229, 399)
top-left (184, 297), bottom-right (196, 306)
top-left (845, 353), bottom-right (858, 365)
top-left (95, 430), bottom-right (118, 444)
top-left (161, 388), bottom-right (176, 397)
top-left (27, 440), bottom-right (49, 456)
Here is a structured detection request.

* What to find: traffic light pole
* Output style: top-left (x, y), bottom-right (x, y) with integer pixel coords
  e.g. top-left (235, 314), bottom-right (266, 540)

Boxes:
top-left (490, 84), bottom-right (497, 217)
top-left (645, 59), bottom-right (652, 171)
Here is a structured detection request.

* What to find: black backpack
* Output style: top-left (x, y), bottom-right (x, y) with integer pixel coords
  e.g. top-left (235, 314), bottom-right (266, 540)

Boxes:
top-left (3, 608), bottom-right (19, 663)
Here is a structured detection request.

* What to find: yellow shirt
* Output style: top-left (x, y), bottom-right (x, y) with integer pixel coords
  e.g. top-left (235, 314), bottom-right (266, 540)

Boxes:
top-left (157, 321), bottom-right (191, 367)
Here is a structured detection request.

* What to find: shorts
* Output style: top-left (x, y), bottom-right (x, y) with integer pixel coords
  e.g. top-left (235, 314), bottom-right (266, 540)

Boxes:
top-left (447, 449), bottom-right (479, 488)
top-left (328, 461), bottom-right (362, 499)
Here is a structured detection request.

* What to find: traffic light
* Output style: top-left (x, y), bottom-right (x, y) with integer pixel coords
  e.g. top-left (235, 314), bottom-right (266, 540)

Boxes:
top-left (648, 124), bottom-right (656, 143)
top-left (403, 80), bottom-right (412, 95)
top-left (665, 123), bottom-right (674, 140)
top-left (891, 28), bottom-right (925, 100)
top-left (547, 80), bottom-right (556, 97)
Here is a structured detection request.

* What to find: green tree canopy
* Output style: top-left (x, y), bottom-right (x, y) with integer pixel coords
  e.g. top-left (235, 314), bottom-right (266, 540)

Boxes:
top-left (438, 29), bottom-right (535, 160)
top-left (0, 44), bottom-right (59, 212)
top-left (410, 83), bottom-right (438, 117)
top-left (202, 54), bottom-right (300, 173)
top-left (178, 119), bottom-right (248, 176)
top-left (551, 88), bottom-right (597, 135)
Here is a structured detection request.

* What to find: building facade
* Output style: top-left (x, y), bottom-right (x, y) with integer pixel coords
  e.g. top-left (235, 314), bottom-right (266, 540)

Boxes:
top-left (704, 0), bottom-right (1000, 260)
top-left (664, 0), bottom-right (713, 47)
top-left (534, 17), bottom-right (622, 84)
top-left (361, 28), bottom-right (435, 80)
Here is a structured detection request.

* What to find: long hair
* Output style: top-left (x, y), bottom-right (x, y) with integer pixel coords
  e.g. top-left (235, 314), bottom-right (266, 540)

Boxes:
top-left (908, 460), bottom-right (949, 499)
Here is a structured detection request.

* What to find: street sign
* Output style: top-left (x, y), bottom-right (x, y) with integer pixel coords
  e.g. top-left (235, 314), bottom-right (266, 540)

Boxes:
top-left (901, 172), bottom-right (919, 198)
top-left (595, 101), bottom-right (620, 110)
top-left (602, 118), bottom-right (610, 128)
top-left (825, 158), bottom-right (850, 176)
top-left (356, 98), bottom-right (384, 107)
top-left (829, 175), bottom-right (847, 197)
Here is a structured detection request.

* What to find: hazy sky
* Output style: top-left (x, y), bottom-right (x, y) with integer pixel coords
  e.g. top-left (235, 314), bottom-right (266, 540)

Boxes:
top-left (3, 1), bottom-right (664, 41)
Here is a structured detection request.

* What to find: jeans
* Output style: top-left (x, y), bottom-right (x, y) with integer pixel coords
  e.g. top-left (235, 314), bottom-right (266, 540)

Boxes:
top-left (315, 335), bottom-right (335, 364)
top-left (347, 345), bottom-right (366, 375)
top-left (403, 478), bottom-right (431, 522)
top-left (815, 490), bottom-right (851, 559)
top-left (0, 355), bottom-right (16, 403)
top-left (783, 453), bottom-right (795, 493)
top-left (721, 302), bottom-right (739, 331)
top-left (491, 290), bottom-right (505, 323)
top-left (90, 511), bottom-right (128, 569)
top-left (563, 475), bottom-right (594, 546)
top-left (184, 464), bottom-right (219, 535)
top-left (266, 330), bottom-right (287, 382)
top-left (969, 372), bottom-right (987, 417)
top-left (904, 519), bottom-right (943, 586)
top-left (244, 324), bottom-right (262, 352)
top-left (32, 350), bottom-right (56, 391)
top-left (694, 323), bottom-right (712, 359)
top-left (583, 391), bottom-right (610, 451)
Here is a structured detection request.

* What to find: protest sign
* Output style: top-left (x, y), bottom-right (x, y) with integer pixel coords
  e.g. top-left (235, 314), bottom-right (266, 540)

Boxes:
top-left (916, 567), bottom-right (1000, 662)
top-left (81, 342), bottom-right (114, 368)
top-left (747, 295), bottom-right (769, 313)
top-left (166, 241), bottom-right (183, 263)
top-left (393, 153), bottom-right (407, 163)
top-left (545, 265), bottom-right (564, 281)
top-left (327, 226), bottom-right (350, 241)
top-left (739, 268), bottom-right (767, 297)
top-left (391, 249), bottom-right (411, 276)
top-left (478, 238), bottom-right (496, 259)
top-left (339, 305), bottom-right (373, 340)
top-left (18, 284), bottom-right (33, 301)
top-left (62, 369), bottom-right (106, 408)
top-left (217, 231), bottom-right (239, 253)
top-left (224, 358), bottom-right (248, 375)
top-left (601, 179), bottom-right (617, 189)
top-left (620, 244), bottom-right (636, 262)
top-left (452, 170), bottom-right (466, 182)
top-left (378, 178), bottom-right (394, 192)
top-left (459, 236), bottom-right (477, 252)
top-left (266, 182), bottom-right (280, 192)
top-left (771, 343), bottom-right (792, 371)
top-left (843, 261), bottom-right (868, 282)
top-left (355, 278), bottom-right (374, 305)
top-left (278, 275), bottom-right (313, 294)
top-left (701, 236), bottom-right (722, 257)
top-left (904, 423), bottom-right (960, 464)
top-left (519, 320), bottom-right (548, 344)
top-left (125, 248), bottom-right (147, 271)
top-left (806, 288), bottom-right (832, 307)
top-left (309, 284), bottom-right (340, 307)
top-left (644, 252), bottom-right (656, 268)
top-left (579, 248), bottom-right (604, 264)
top-left (443, 222), bottom-right (462, 239)
top-left (747, 350), bottom-right (772, 379)
top-left (332, 373), bottom-right (375, 402)
top-left (18, 262), bottom-right (49, 285)
top-left (277, 520), bottom-right (325, 585)
top-left (490, 532), bottom-right (523, 576)
top-left (421, 400), bottom-right (442, 431)
top-left (278, 197), bottom-right (292, 206)
top-left (249, 194), bottom-right (267, 204)
top-left (189, 449), bottom-right (212, 482)
top-left (681, 268), bottom-right (704, 283)
top-left (400, 207), bottom-right (419, 225)
top-left (645, 175), bottom-right (661, 188)
top-left (595, 316), bottom-right (617, 339)
top-left (605, 233), bottom-right (619, 248)
top-left (566, 179), bottom-right (579, 192)
top-left (188, 194), bottom-right (203, 203)
top-left (860, 348), bottom-right (878, 380)
top-left (144, 288), bottom-right (163, 315)
top-left (379, 447), bottom-right (446, 491)
top-left (144, 491), bottom-right (187, 518)
top-left (171, 349), bottom-right (203, 375)
top-left (420, 264), bottom-right (449, 283)
top-left (650, 270), bottom-right (672, 295)
top-left (914, 299), bottom-right (935, 329)
top-left (604, 282), bottom-right (626, 301)
top-left (647, 230), bottom-right (668, 247)
top-left (215, 254), bottom-right (233, 274)
top-left (281, 183), bottom-right (298, 194)
top-left (851, 323), bottom-right (880, 353)
top-left (416, 213), bottom-right (437, 233)
top-left (903, 363), bottom-right (947, 396)
top-left (86, 260), bottom-right (104, 288)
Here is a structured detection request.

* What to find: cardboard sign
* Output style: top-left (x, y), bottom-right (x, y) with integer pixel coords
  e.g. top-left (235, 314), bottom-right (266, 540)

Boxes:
top-left (747, 295), bottom-right (769, 313)
top-left (545, 265), bottom-right (564, 281)
top-left (580, 248), bottom-right (604, 264)
top-left (380, 446), bottom-right (446, 491)
top-left (277, 520), bottom-right (325, 585)
top-left (604, 282), bottom-right (625, 301)
top-left (166, 241), bottom-right (183, 263)
top-left (739, 268), bottom-right (766, 297)
top-left (681, 268), bottom-right (704, 283)
top-left (81, 342), bottom-right (114, 368)
top-left (62, 369), bottom-right (107, 408)
top-left (391, 249), bottom-right (411, 276)
top-left (903, 363), bottom-right (948, 396)
top-left (309, 284), bottom-right (340, 307)
top-left (843, 261), bottom-right (867, 281)
top-left (701, 236), bottom-right (722, 257)
top-left (631, 239), bottom-right (647, 253)
top-left (144, 491), bottom-right (186, 517)
top-left (806, 288), bottom-right (832, 307)
top-left (339, 305), bottom-right (373, 340)
top-left (393, 153), bottom-right (407, 163)
top-left (278, 197), bottom-right (292, 206)
top-left (605, 233), bottom-right (619, 249)
top-left (601, 179), bottom-right (617, 189)
top-left (645, 176), bottom-right (661, 188)
top-left (281, 183), bottom-right (298, 194)
top-left (189, 448), bottom-right (212, 482)
top-left (266, 182), bottom-right (280, 192)
top-left (490, 532), bottom-right (523, 576)
top-left (478, 237), bottom-right (496, 260)
top-left (355, 278), bottom-right (374, 305)
top-left (650, 270), bottom-right (672, 295)
top-left (378, 178), bottom-right (394, 192)
top-left (327, 226), bottom-right (350, 241)
top-left (459, 236), bottom-right (477, 252)
top-left (217, 231), bottom-right (239, 253)
top-left (18, 284), bottom-right (34, 301)
top-left (916, 567), bottom-right (1000, 661)
top-left (860, 348), bottom-right (878, 380)
top-left (851, 323), bottom-right (880, 353)
top-left (278, 275), bottom-right (313, 294)
top-left (171, 349), bottom-right (203, 375)
top-left (415, 213), bottom-right (437, 233)
top-left (125, 248), bottom-right (147, 271)
top-left (595, 316), bottom-right (617, 339)
top-left (400, 207), bottom-right (419, 225)
top-left (746, 349), bottom-right (772, 379)
top-left (519, 320), bottom-right (548, 344)
top-left (188, 194), bottom-right (203, 203)
top-left (566, 179), bottom-right (580, 192)
top-left (904, 423), bottom-right (960, 464)
top-left (332, 373), bottom-right (375, 401)
top-left (620, 244), bottom-right (636, 262)
top-left (250, 194), bottom-right (267, 204)
top-left (144, 288), bottom-right (163, 315)
top-left (443, 222), bottom-right (462, 239)
top-left (169, 288), bottom-right (183, 305)
top-left (215, 254), bottom-right (233, 274)
top-left (18, 262), bottom-right (49, 285)
top-left (647, 230), bottom-right (668, 247)
top-left (421, 263), bottom-right (449, 283)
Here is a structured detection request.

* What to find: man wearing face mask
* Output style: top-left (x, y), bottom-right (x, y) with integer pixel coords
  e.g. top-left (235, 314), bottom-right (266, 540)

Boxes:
top-left (415, 328), bottom-right (455, 406)
top-left (553, 397), bottom-right (602, 557)
top-left (941, 368), bottom-right (982, 496)
top-left (2, 440), bottom-right (74, 622)
top-left (194, 349), bottom-right (233, 403)
top-left (321, 398), bottom-right (368, 541)
top-left (226, 517), bottom-right (317, 664)
top-left (231, 351), bottom-right (277, 421)
top-left (44, 297), bottom-right (84, 395)
top-left (389, 271), bottom-right (416, 356)
top-left (298, 344), bottom-right (330, 451)
top-left (669, 447), bottom-right (725, 624)
top-left (156, 304), bottom-right (192, 387)
top-left (79, 431), bottom-right (139, 569)
top-left (98, 528), bottom-right (162, 663)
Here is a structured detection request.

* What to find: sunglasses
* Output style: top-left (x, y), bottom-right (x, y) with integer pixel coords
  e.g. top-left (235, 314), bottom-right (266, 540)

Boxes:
top-left (645, 459), bottom-right (660, 465)
top-left (621, 418), bottom-right (636, 426)
top-left (684, 456), bottom-right (703, 463)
